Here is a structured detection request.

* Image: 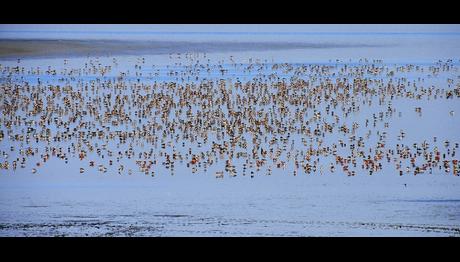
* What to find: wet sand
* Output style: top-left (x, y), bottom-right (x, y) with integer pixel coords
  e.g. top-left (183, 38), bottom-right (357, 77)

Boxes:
top-left (0, 39), bottom-right (383, 60)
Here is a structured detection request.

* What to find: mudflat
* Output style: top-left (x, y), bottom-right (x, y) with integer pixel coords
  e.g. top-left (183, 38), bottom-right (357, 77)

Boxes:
top-left (0, 39), bottom-right (381, 59)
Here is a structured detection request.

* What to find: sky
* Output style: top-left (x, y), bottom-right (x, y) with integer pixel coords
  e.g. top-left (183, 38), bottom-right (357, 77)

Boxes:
top-left (1, 24), bottom-right (460, 34)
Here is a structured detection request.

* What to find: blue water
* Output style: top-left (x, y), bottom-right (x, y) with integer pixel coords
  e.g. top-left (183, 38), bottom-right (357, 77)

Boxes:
top-left (1, 26), bottom-right (460, 236)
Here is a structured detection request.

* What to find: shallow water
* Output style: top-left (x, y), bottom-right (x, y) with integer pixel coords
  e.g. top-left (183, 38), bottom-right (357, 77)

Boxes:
top-left (1, 174), bottom-right (459, 236)
top-left (1, 31), bottom-right (460, 236)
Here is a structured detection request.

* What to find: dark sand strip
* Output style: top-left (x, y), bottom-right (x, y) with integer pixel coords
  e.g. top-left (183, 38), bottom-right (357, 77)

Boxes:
top-left (0, 39), bottom-right (384, 59)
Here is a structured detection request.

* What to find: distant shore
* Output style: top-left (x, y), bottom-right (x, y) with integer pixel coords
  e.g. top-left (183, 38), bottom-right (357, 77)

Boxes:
top-left (0, 39), bottom-right (382, 60)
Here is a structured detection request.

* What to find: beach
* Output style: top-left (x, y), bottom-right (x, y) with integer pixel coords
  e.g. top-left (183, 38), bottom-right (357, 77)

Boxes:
top-left (0, 39), bottom-right (386, 60)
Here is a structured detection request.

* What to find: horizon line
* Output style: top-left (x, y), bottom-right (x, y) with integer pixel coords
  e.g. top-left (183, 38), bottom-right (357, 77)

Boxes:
top-left (1, 30), bottom-right (460, 36)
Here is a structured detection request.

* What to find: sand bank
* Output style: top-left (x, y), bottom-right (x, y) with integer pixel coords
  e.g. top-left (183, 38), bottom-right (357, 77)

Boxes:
top-left (0, 39), bottom-right (381, 59)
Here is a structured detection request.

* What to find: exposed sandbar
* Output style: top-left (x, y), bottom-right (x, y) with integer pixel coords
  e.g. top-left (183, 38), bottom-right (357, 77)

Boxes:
top-left (0, 39), bottom-right (382, 59)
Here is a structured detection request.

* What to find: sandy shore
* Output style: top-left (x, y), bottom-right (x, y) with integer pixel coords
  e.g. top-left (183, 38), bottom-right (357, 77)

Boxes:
top-left (0, 39), bottom-right (381, 60)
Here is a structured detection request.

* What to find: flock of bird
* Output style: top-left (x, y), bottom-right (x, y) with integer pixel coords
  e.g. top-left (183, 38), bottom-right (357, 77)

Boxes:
top-left (0, 53), bottom-right (459, 179)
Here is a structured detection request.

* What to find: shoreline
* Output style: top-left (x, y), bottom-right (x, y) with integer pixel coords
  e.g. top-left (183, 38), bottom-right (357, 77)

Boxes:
top-left (0, 39), bottom-right (384, 60)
